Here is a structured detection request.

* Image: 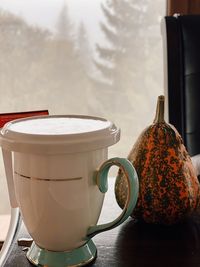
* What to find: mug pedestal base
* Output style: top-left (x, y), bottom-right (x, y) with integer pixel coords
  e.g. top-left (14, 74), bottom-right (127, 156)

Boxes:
top-left (26, 239), bottom-right (97, 267)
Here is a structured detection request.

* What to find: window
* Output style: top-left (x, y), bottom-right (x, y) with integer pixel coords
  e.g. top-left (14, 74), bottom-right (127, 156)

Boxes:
top-left (0, 0), bottom-right (165, 235)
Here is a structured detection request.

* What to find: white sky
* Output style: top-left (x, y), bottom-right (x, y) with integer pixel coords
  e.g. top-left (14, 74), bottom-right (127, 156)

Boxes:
top-left (0, 0), bottom-right (104, 42)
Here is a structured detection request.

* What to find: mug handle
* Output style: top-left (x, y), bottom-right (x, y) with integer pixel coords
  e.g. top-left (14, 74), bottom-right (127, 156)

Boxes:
top-left (87, 157), bottom-right (139, 239)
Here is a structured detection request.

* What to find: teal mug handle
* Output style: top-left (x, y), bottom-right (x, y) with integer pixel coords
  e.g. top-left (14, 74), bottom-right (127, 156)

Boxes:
top-left (87, 157), bottom-right (139, 239)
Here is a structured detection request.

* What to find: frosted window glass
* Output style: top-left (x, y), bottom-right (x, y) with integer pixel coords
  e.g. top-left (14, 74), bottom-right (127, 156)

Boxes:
top-left (0, 0), bottom-right (165, 214)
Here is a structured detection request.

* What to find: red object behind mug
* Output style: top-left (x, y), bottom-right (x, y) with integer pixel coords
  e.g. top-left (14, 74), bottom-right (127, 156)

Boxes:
top-left (0, 110), bottom-right (49, 128)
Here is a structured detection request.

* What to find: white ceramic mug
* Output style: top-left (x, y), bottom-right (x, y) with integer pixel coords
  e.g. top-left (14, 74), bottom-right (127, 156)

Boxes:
top-left (0, 115), bottom-right (138, 257)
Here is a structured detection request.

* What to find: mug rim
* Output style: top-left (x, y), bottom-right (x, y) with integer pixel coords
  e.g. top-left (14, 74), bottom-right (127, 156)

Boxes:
top-left (0, 114), bottom-right (120, 154)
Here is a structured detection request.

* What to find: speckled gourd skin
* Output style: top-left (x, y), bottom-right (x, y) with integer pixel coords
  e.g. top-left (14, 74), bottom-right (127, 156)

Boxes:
top-left (115, 96), bottom-right (200, 225)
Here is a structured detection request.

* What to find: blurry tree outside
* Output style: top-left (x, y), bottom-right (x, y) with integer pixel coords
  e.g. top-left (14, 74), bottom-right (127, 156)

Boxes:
top-left (0, 0), bottom-right (165, 214)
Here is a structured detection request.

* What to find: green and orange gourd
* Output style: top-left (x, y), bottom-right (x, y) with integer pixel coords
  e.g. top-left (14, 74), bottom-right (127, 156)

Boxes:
top-left (115, 95), bottom-right (200, 225)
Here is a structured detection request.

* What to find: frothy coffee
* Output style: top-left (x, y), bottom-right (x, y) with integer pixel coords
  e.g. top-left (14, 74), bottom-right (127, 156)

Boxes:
top-left (9, 117), bottom-right (111, 135)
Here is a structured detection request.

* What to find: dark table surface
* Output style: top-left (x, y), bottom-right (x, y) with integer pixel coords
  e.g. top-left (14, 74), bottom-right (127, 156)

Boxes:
top-left (3, 179), bottom-right (200, 267)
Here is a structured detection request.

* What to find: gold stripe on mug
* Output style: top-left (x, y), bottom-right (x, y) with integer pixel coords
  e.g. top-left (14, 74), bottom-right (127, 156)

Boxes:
top-left (14, 171), bottom-right (82, 182)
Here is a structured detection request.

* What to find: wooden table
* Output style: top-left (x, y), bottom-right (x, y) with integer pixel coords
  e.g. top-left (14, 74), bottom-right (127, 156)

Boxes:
top-left (2, 179), bottom-right (200, 267)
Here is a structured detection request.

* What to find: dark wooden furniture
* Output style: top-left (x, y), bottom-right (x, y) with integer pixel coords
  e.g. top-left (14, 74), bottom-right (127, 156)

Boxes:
top-left (164, 14), bottom-right (200, 156)
top-left (2, 179), bottom-right (200, 267)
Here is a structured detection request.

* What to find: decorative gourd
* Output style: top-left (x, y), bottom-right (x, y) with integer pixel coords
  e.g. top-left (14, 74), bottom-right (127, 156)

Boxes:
top-left (115, 95), bottom-right (200, 225)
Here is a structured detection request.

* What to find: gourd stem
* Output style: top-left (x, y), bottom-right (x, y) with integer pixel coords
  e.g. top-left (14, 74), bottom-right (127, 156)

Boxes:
top-left (153, 95), bottom-right (165, 123)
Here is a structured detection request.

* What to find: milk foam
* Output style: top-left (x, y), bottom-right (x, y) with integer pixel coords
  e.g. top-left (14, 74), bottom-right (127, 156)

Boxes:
top-left (9, 117), bottom-right (111, 135)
